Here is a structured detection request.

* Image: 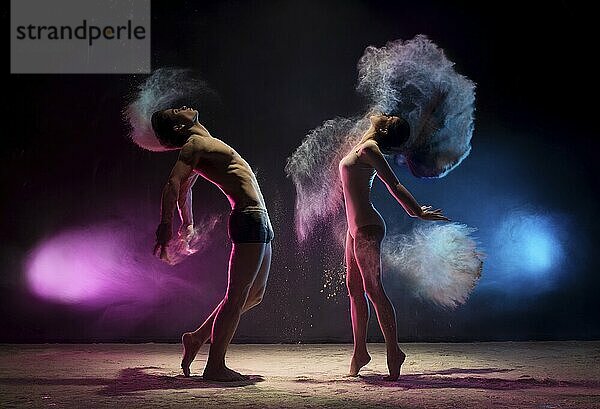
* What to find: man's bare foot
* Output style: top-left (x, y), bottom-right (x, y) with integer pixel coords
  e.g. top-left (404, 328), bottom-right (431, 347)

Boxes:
top-left (349, 351), bottom-right (371, 376)
top-left (203, 365), bottom-right (250, 382)
top-left (384, 346), bottom-right (406, 381)
top-left (181, 332), bottom-right (204, 377)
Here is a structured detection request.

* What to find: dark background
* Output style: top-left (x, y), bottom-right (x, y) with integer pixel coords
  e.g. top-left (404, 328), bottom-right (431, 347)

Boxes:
top-left (2, 0), bottom-right (599, 342)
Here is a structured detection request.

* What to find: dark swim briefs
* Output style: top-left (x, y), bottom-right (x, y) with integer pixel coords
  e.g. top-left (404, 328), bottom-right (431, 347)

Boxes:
top-left (228, 205), bottom-right (274, 243)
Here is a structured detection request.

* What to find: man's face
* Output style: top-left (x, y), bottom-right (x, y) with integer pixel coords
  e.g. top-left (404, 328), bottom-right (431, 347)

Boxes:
top-left (170, 105), bottom-right (198, 124)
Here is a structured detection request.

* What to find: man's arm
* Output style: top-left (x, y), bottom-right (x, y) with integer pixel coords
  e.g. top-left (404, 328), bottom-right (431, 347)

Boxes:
top-left (177, 173), bottom-right (199, 233)
top-left (154, 144), bottom-right (199, 259)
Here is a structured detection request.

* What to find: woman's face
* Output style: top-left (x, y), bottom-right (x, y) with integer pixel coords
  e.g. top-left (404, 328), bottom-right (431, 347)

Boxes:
top-left (369, 114), bottom-right (401, 131)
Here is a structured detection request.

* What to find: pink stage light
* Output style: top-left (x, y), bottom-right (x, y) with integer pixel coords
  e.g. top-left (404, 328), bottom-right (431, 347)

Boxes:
top-left (25, 223), bottom-right (190, 307)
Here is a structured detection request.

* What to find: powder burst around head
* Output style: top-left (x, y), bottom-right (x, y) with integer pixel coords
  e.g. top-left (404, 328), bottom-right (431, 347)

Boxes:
top-left (124, 67), bottom-right (218, 151)
top-left (357, 35), bottom-right (476, 178)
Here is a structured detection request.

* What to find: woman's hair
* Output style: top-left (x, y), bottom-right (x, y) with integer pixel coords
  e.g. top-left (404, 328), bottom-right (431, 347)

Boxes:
top-left (150, 110), bottom-right (188, 148)
top-left (376, 116), bottom-right (411, 154)
top-left (357, 35), bottom-right (475, 178)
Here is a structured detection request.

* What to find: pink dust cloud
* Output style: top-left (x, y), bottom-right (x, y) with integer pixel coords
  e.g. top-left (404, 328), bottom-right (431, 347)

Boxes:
top-left (25, 221), bottom-right (218, 308)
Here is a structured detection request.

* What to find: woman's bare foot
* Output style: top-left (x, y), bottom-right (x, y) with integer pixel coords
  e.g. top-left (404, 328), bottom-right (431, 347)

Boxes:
top-left (181, 332), bottom-right (204, 377)
top-left (203, 365), bottom-right (250, 382)
top-left (384, 346), bottom-right (406, 381)
top-left (349, 351), bottom-right (371, 376)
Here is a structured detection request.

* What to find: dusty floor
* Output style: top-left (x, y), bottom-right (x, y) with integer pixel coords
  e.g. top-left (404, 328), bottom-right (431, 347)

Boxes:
top-left (0, 342), bottom-right (599, 408)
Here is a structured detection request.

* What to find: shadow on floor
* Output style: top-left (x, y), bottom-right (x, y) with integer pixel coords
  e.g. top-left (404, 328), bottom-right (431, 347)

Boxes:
top-left (98, 367), bottom-right (264, 395)
top-left (365, 367), bottom-right (600, 390)
top-left (294, 367), bottom-right (600, 391)
top-left (0, 366), bottom-right (264, 396)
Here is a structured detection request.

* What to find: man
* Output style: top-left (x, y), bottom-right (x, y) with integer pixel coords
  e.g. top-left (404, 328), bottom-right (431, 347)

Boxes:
top-left (152, 106), bottom-right (273, 381)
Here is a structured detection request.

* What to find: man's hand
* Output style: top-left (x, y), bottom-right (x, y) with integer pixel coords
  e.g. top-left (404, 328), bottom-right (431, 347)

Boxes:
top-left (417, 205), bottom-right (450, 222)
top-left (177, 224), bottom-right (197, 255)
top-left (178, 224), bottom-right (195, 240)
top-left (153, 222), bottom-right (173, 263)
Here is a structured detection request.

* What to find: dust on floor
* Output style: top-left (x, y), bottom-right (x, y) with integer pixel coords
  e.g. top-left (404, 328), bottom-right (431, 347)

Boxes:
top-left (1, 342), bottom-right (599, 408)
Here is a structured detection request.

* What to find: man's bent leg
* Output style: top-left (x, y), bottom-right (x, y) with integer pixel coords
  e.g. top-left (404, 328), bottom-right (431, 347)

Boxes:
top-left (182, 244), bottom-right (271, 377)
top-left (203, 242), bottom-right (265, 381)
top-left (181, 299), bottom-right (224, 377)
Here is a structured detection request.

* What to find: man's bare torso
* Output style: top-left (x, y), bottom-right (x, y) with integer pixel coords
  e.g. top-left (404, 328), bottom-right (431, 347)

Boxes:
top-left (183, 134), bottom-right (265, 210)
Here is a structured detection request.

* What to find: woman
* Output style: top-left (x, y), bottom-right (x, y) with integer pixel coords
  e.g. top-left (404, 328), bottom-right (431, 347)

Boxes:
top-left (339, 111), bottom-right (449, 381)
top-left (287, 35), bottom-right (479, 380)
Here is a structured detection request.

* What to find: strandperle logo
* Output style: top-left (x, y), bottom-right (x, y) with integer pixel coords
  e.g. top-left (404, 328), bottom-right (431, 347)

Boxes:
top-left (11, 0), bottom-right (150, 74)
top-left (15, 19), bottom-right (147, 47)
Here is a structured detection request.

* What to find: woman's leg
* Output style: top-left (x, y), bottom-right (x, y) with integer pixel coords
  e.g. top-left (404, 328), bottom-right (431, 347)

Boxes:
top-left (354, 225), bottom-right (405, 381)
top-left (345, 230), bottom-right (371, 376)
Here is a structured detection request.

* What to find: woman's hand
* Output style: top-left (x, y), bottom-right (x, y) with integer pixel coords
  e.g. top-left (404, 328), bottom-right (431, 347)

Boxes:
top-left (417, 205), bottom-right (450, 221)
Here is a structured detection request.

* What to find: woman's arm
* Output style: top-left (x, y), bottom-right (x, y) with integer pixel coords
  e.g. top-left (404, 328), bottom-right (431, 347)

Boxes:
top-left (359, 141), bottom-right (449, 221)
top-left (359, 141), bottom-right (421, 216)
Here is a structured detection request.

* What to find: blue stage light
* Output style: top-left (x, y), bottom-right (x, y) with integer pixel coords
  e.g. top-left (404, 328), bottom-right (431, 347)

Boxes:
top-left (493, 212), bottom-right (564, 279)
